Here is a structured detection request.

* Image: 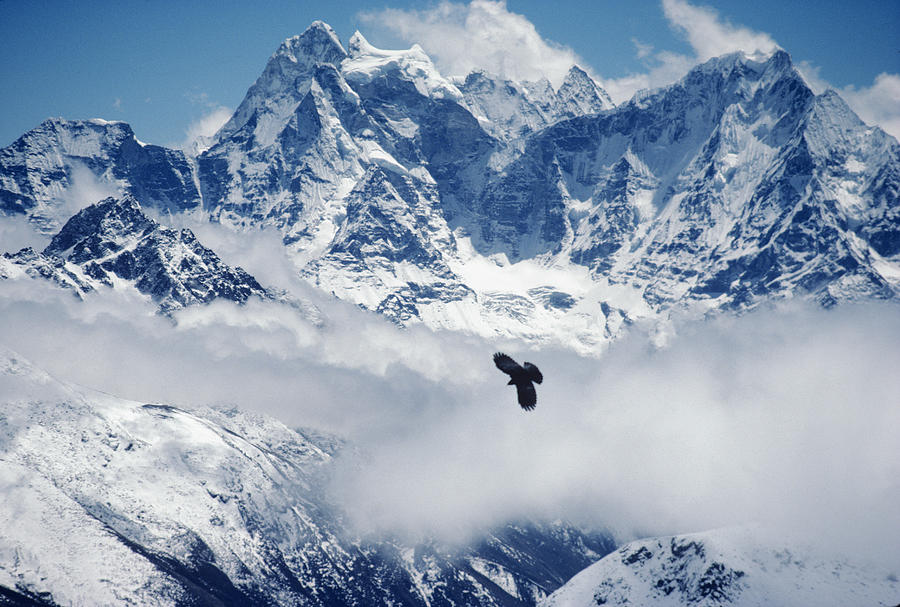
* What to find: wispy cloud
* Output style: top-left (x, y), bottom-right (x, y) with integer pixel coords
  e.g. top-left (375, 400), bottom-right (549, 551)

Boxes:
top-left (839, 73), bottom-right (900, 140)
top-left (180, 105), bottom-right (231, 154)
top-left (661, 0), bottom-right (779, 61)
top-left (603, 0), bottom-right (779, 103)
top-left (359, 0), bottom-right (590, 87)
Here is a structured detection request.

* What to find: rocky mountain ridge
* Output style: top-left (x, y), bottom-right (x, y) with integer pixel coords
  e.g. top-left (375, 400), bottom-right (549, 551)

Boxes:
top-left (1, 195), bottom-right (270, 313)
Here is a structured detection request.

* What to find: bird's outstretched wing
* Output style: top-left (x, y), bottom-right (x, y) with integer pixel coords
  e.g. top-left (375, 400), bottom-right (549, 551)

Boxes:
top-left (516, 382), bottom-right (537, 410)
top-left (523, 362), bottom-right (543, 384)
top-left (494, 352), bottom-right (522, 376)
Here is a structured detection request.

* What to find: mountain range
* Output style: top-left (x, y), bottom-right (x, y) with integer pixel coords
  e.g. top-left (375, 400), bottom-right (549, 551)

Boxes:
top-left (3, 21), bottom-right (897, 351)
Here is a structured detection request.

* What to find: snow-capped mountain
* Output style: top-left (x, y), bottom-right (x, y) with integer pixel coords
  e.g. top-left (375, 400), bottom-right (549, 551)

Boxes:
top-left (0, 350), bottom-right (614, 606)
top-left (1, 195), bottom-right (270, 313)
top-left (1, 22), bottom-right (896, 351)
top-left (541, 527), bottom-right (899, 607)
top-left (2, 22), bottom-right (899, 352)
top-left (0, 118), bottom-right (199, 232)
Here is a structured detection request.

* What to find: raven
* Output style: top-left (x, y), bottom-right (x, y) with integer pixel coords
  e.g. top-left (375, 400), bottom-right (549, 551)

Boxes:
top-left (493, 352), bottom-right (543, 411)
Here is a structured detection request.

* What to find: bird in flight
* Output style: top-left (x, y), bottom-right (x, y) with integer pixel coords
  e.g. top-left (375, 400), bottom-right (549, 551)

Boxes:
top-left (493, 352), bottom-right (543, 411)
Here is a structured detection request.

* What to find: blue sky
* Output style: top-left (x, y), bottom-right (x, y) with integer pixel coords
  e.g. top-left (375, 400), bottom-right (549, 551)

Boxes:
top-left (1, 0), bottom-right (898, 148)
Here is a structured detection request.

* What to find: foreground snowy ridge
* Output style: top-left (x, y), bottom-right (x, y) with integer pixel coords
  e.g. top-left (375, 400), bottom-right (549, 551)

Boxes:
top-left (0, 350), bottom-right (615, 606)
top-left (541, 527), bottom-right (900, 607)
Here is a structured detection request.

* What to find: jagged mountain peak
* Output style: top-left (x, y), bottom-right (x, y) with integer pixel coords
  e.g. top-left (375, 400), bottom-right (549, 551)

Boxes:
top-left (557, 64), bottom-right (615, 116)
top-left (274, 20), bottom-right (347, 66)
top-left (11, 116), bottom-right (134, 152)
top-left (215, 21), bottom-right (349, 143)
top-left (688, 50), bottom-right (814, 113)
top-left (675, 48), bottom-right (803, 95)
top-left (34, 116), bottom-right (132, 136)
top-left (692, 47), bottom-right (789, 75)
top-left (44, 194), bottom-right (153, 258)
top-left (3, 194), bottom-right (272, 313)
top-left (0, 118), bottom-right (199, 227)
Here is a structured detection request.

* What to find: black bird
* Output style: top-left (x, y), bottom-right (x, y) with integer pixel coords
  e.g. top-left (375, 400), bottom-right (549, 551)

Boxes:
top-left (493, 352), bottom-right (543, 411)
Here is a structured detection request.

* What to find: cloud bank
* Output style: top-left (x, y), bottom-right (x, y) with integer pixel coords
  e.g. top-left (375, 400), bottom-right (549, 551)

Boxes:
top-left (2, 261), bottom-right (898, 566)
top-left (329, 303), bottom-right (900, 564)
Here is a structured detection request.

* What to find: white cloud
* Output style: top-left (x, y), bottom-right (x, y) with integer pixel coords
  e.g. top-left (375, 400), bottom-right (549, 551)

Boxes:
top-left (329, 303), bottom-right (900, 564)
top-left (58, 163), bottom-right (119, 218)
top-left (181, 105), bottom-right (232, 155)
top-left (631, 38), bottom-right (654, 61)
top-left (4, 265), bottom-right (897, 566)
top-left (603, 0), bottom-right (780, 103)
top-left (661, 0), bottom-right (779, 61)
top-left (359, 0), bottom-right (589, 87)
top-left (839, 73), bottom-right (900, 140)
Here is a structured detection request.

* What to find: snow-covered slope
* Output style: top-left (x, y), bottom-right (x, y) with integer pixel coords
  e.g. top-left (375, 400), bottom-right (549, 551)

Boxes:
top-left (1, 23), bottom-right (897, 353)
top-left (541, 527), bottom-right (900, 607)
top-left (0, 350), bottom-right (615, 606)
top-left (1, 195), bottom-right (270, 313)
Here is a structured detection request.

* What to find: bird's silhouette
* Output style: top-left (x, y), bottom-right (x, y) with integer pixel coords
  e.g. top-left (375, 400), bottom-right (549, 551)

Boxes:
top-left (493, 352), bottom-right (543, 411)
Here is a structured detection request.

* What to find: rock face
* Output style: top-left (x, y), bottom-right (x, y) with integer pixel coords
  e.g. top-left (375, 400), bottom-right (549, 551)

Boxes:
top-left (1, 195), bottom-right (269, 313)
top-left (1, 22), bottom-right (898, 351)
top-left (0, 351), bottom-right (614, 606)
top-left (540, 528), bottom-right (900, 607)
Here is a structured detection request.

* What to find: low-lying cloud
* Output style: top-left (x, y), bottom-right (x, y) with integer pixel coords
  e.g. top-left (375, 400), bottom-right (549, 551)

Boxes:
top-left (329, 303), bottom-right (900, 563)
top-left (2, 262), bottom-right (898, 566)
